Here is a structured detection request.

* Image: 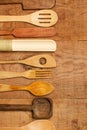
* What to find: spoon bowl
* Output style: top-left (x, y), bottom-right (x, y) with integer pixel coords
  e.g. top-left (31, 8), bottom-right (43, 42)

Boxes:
top-left (0, 120), bottom-right (55, 130)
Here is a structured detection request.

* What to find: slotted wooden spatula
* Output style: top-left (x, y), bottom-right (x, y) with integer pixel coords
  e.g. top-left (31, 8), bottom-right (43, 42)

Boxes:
top-left (0, 0), bottom-right (55, 10)
top-left (0, 10), bottom-right (58, 27)
top-left (0, 27), bottom-right (56, 38)
top-left (0, 54), bottom-right (56, 68)
top-left (0, 120), bottom-right (55, 130)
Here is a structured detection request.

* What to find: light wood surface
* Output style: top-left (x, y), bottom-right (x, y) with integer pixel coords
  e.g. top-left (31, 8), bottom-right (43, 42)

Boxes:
top-left (0, 10), bottom-right (58, 27)
top-left (0, 0), bottom-right (87, 130)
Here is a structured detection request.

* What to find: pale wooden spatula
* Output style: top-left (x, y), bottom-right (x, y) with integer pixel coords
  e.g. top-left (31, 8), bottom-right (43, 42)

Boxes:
top-left (0, 10), bottom-right (58, 27)
top-left (0, 54), bottom-right (56, 68)
top-left (0, 69), bottom-right (52, 79)
top-left (0, 39), bottom-right (56, 52)
top-left (0, 81), bottom-right (54, 96)
top-left (0, 120), bottom-right (55, 130)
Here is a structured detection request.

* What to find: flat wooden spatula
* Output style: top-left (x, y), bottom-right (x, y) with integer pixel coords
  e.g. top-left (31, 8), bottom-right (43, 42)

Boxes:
top-left (0, 27), bottom-right (56, 38)
top-left (0, 120), bottom-right (55, 130)
top-left (0, 98), bottom-right (52, 119)
top-left (0, 0), bottom-right (55, 9)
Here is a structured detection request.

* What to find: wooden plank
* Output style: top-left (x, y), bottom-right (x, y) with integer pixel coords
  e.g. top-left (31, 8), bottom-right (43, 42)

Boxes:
top-left (0, 0), bottom-right (87, 130)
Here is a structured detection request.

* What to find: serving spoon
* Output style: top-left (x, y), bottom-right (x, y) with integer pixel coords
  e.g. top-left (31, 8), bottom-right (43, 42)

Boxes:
top-left (0, 81), bottom-right (54, 96)
top-left (0, 120), bottom-right (55, 130)
top-left (0, 10), bottom-right (58, 27)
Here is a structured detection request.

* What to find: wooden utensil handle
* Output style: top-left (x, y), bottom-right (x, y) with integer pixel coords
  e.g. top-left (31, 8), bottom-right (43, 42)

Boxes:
top-left (0, 71), bottom-right (21, 79)
top-left (0, 104), bottom-right (32, 111)
top-left (0, 15), bottom-right (26, 22)
top-left (0, 128), bottom-right (19, 130)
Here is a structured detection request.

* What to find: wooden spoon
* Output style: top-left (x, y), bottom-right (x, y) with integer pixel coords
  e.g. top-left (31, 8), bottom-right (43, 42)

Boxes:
top-left (0, 0), bottom-right (55, 10)
top-left (0, 98), bottom-right (53, 119)
top-left (0, 54), bottom-right (56, 68)
top-left (0, 120), bottom-right (55, 130)
top-left (0, 81), bottom-right (54, 96)
top-left (0, 10), bottom-right (58, 27)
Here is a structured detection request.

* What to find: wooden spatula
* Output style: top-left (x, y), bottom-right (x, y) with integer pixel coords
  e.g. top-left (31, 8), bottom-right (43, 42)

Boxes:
top-left (0, 54), bottom-right (56, 68)
top-left (0, 27), bottom-right (56, 38)
top-left (0, 98), bottom-right (53, 119)
top-left (0, 120), bottom-right (55, 130)
top-left (0, 10), bottom-right (58, 27)
top-left (0, 0), bottom-right (55, 10)
top-left (0, 81), bottom-right (54, 96)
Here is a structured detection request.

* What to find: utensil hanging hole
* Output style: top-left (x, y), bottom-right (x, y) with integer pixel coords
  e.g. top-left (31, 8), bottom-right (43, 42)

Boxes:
top-left (39, 57), bottom-right (47, 65)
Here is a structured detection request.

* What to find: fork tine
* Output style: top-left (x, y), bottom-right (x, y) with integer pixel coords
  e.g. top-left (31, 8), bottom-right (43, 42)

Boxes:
top-left (35, 70), bottom-right (52, 78)
top-left (23, 69), bottom-right (52, 79)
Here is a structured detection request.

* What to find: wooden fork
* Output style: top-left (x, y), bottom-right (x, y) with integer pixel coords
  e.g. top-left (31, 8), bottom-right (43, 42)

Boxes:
top-left (0, 70), bottom-right (52, 79)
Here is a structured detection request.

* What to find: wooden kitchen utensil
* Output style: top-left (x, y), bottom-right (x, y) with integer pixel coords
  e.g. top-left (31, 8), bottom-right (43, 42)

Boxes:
top-left (0, 27), bottom-right (56, 37)
top-left (0, 69), bottom-right (52, 79)
top-left (0, 54), bottom-right (56, 68)
top-left (0, 81), bottom-right (54, 96)
top-left (0, 120), bottom-right (55, 130)
top-left (0, 39), bottom-right (56, 52)
top-left (0, 10), bottom-right (58, 27)
top-left (0, 0), bottom-right (55, 10)
top-left (0, 98), bottom-right (53, 119)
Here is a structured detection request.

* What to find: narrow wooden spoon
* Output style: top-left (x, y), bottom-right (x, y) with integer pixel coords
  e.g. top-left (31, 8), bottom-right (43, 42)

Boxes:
top-left (0, 120), bottom-right (55, 130)
top-left (0, 81), bottom-right (54, 96)
top-left (0, 54), bottom-right (56, 68)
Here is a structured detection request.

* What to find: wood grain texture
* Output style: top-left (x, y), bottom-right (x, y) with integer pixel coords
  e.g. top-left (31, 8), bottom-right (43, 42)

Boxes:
top-left (0, 0), bottom-right (87, 130)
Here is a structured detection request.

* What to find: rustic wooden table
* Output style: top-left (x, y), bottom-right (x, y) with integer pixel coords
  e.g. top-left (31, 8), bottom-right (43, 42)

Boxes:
top-left (0, 0), bottom-right (87, 130)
